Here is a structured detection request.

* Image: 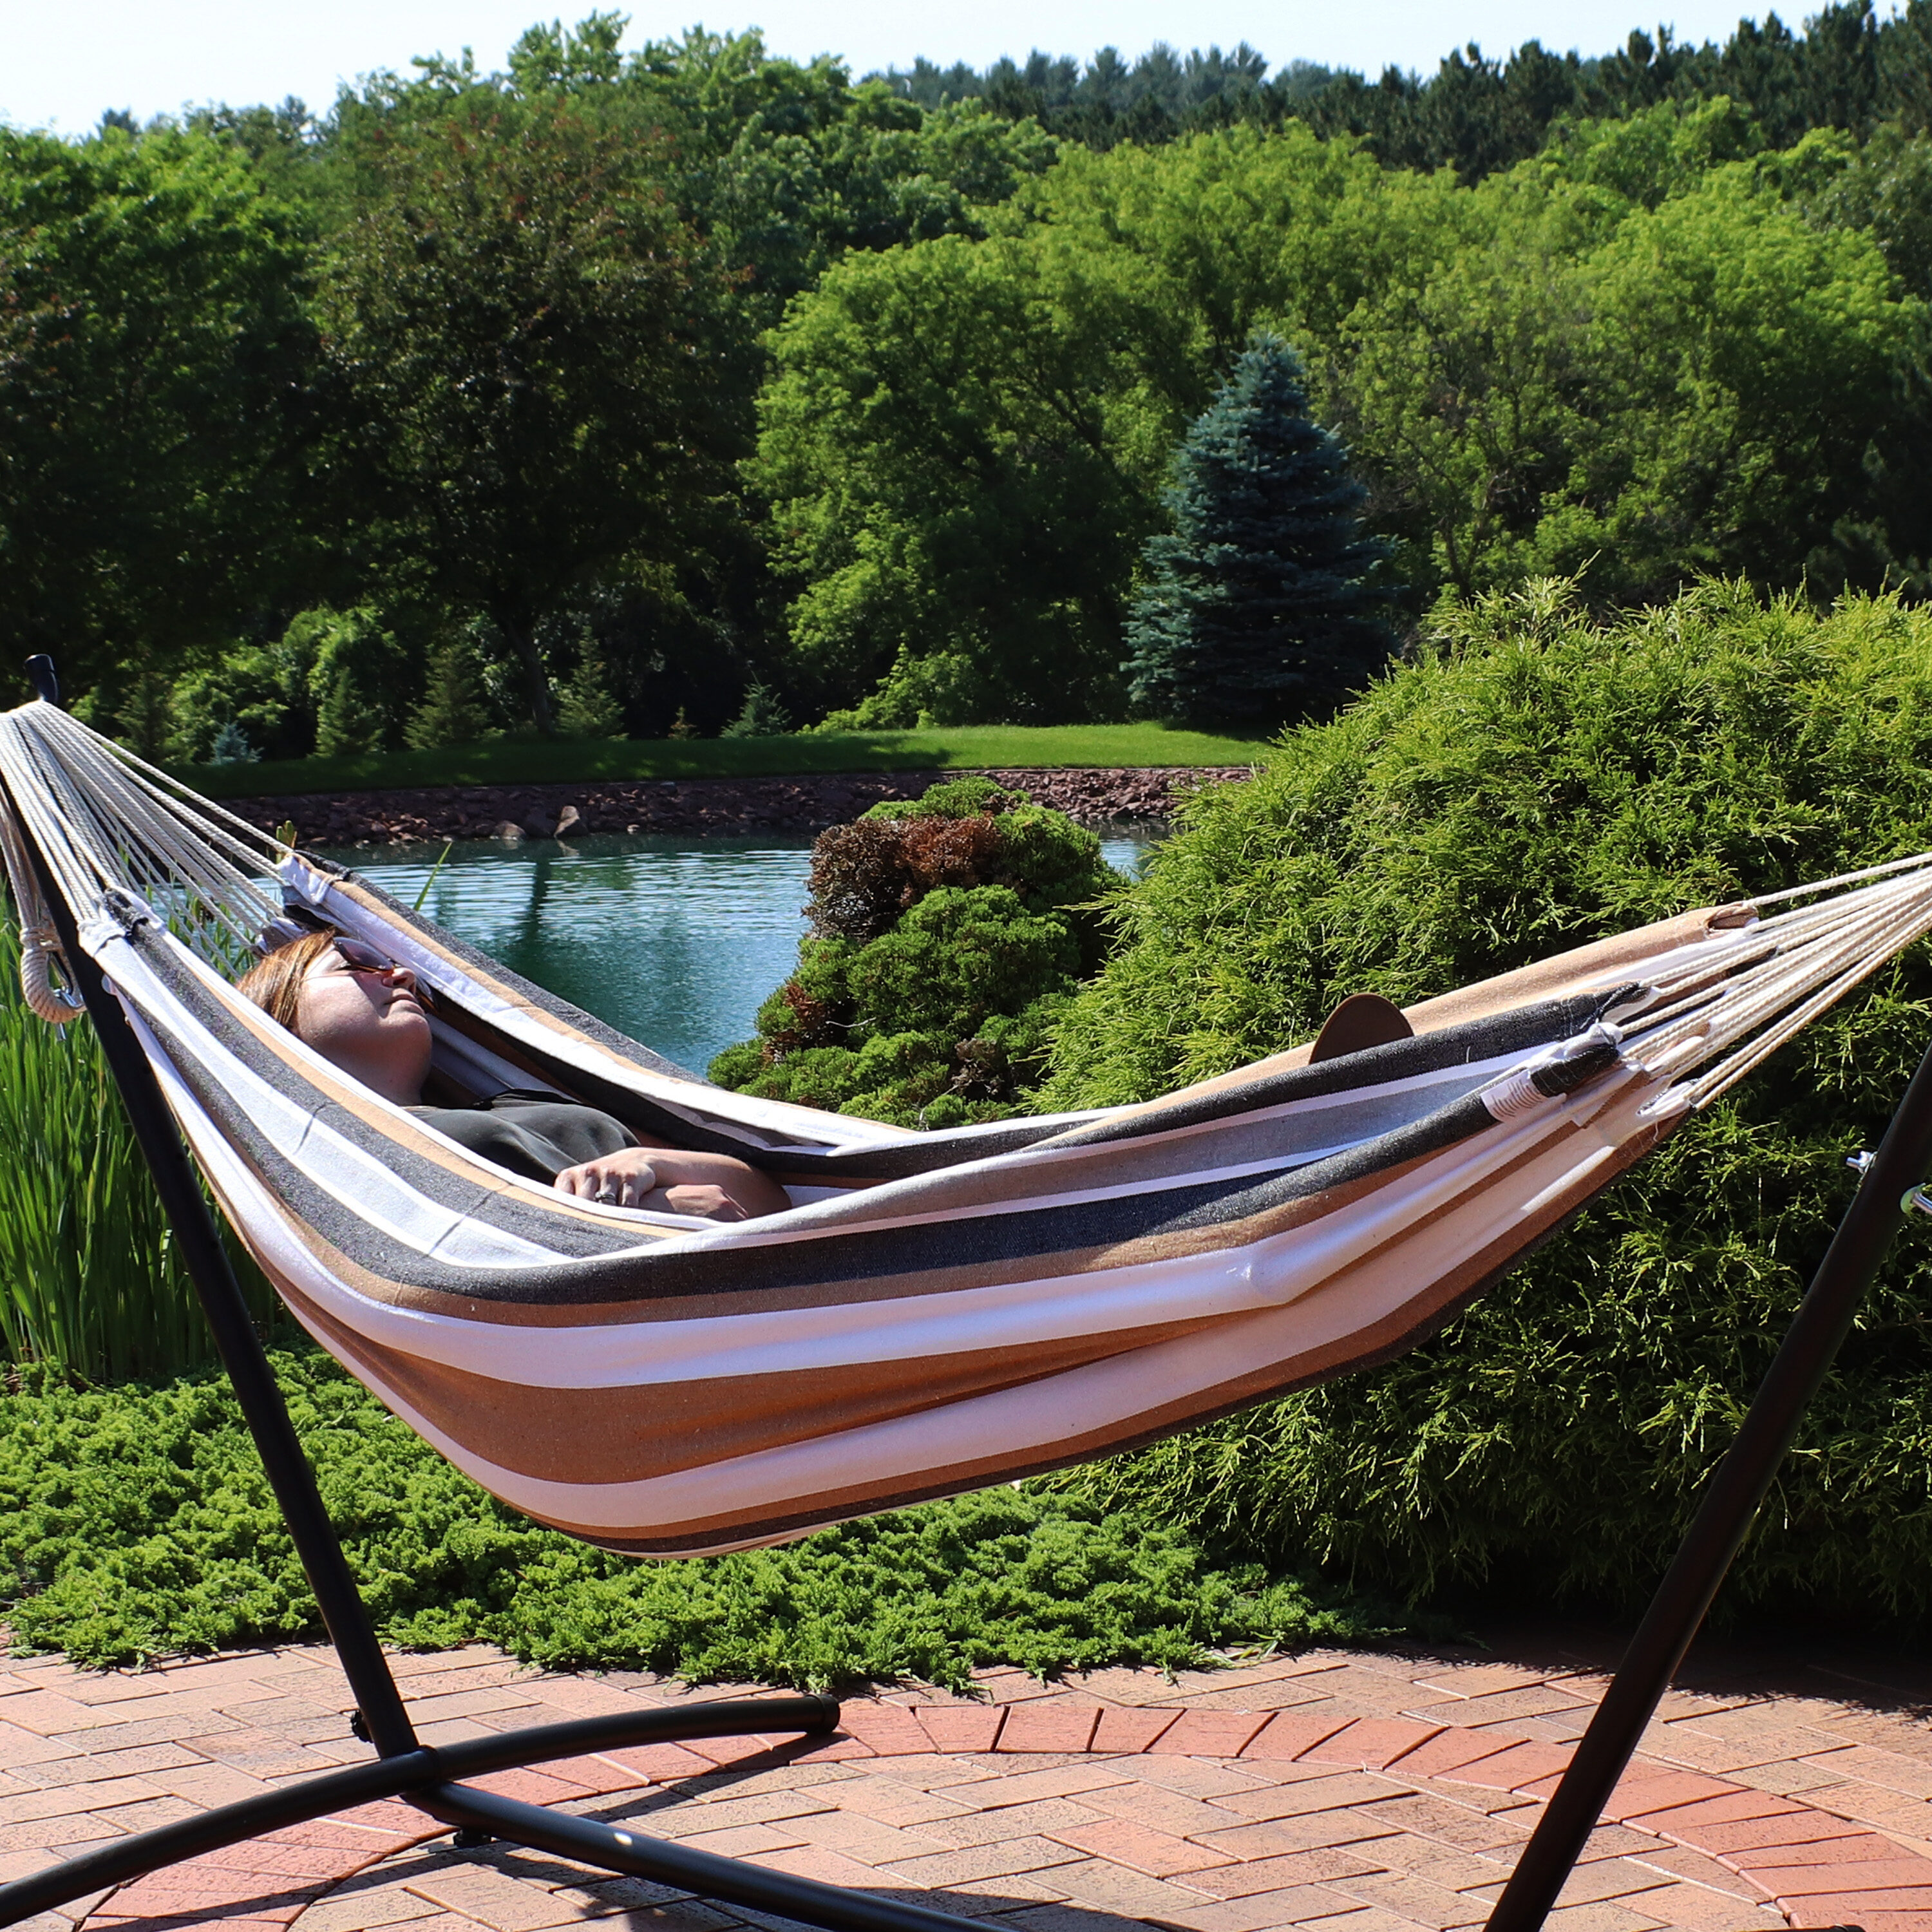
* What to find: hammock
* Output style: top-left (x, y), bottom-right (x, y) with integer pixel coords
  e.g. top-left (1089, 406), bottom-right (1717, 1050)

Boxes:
top-left (5, 697), bottom-right (1932, 1562)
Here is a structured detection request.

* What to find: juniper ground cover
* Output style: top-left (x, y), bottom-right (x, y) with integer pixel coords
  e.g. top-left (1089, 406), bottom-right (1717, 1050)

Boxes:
top-left (0, 1353), bottom-right (1405, 1680)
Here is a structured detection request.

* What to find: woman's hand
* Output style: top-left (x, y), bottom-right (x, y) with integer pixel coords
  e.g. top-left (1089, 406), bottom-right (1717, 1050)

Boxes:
top-left (555, 1147), bottom-right (789, 1221)
top-left (659, 1184), bottom-right (748, 1221)
top-left (555, 1149), bottom-right (659, 1207)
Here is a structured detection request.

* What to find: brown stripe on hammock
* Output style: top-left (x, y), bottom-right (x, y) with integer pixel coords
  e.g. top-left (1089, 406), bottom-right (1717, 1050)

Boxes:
top-left (280, 1282), bottom-right (1224, 1487)
top-left (299, 1096), bottom-right (1655, 1516)
top-left (520, 1106), bottom-right (1681, 1555)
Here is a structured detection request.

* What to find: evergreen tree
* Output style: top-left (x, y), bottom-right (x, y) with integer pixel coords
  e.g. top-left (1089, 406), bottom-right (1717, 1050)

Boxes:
top-left (556, 645), bottom-right (626, 740)
top-left (1123, 335), bottom-right (1390, 732)
top-left (405, 637), bottom-right (491, 750)
top-left (314, 667), bottom-right (387, 757)
top-left (720, 679), bottom-right (793, 737)
top-left (207, 720), bottom-right (259, 765)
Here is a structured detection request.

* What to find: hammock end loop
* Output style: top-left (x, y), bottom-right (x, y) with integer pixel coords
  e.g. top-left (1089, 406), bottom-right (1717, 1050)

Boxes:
top-left (19, 920), bottom-right (84, 1025)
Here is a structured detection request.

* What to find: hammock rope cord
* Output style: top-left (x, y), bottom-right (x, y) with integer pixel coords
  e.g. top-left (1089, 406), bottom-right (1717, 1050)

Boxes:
top-left (6, 696), bottom-right (1932, 1557)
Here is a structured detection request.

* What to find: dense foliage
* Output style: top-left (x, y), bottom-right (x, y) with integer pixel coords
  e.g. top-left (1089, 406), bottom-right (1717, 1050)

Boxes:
top-left (708, 777), bottom-right (1120, 1125)
top-left (1043, 582), bottom-right (1932, 1623)
top-left (886, 0), bottom-right (1932, 184)
top-left (0, 926), bottom-right (285, 1383)
top-left (1124, 335), bottom-right (1390, 729)
top-left (6, 9), bottom-right (1932, 744)
top-left (0, 125), bottom-right (314, 690)
top-left (0, 1350), bottom-right (1402, 1678)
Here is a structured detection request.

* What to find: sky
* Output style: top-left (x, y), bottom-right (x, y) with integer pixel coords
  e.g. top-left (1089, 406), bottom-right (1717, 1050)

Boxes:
top-left (0, 0), bottom-right (1877, 134)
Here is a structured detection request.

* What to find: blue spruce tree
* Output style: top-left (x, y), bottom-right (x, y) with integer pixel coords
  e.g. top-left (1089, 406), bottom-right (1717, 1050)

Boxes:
top-left (1124, 336), bottom-right (1390, 730)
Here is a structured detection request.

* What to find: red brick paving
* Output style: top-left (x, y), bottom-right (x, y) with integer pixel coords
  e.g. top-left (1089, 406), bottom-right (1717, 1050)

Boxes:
top-left (0, 1637), bottom-right (1927, 1932)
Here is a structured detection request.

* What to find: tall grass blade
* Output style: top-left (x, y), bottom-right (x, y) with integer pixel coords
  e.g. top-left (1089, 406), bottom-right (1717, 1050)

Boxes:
top-left (0, 922), bottom-right (284, 1383)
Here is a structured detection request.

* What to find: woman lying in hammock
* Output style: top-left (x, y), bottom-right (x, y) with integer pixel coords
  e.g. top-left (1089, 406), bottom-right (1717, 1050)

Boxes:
top-left (237, 932), bottom-right (789, 1222)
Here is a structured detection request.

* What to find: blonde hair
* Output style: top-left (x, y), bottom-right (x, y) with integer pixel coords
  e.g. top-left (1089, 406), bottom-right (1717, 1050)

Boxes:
top-left (236, 931), bottom-right (336, 1033)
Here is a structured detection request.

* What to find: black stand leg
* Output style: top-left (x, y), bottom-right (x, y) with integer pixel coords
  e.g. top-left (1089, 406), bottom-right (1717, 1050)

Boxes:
top-left (1484, 1038), bottom-right (1932, 1932)
top-left (3, 773), bottom-right (417, 1758)
top-left (0, 761), bottom-right (987, 1932)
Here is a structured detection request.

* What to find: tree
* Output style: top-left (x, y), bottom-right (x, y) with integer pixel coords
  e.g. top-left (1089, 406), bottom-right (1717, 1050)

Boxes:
top-left (1124, 336), bottom-right (1389, 730)
top-left (556, 644), bottom-right (625, 738)
top-left (755, 232), bottom-right (1189, 724)
top-left (315, 102), bottom-right (721, 732)
top-left (0, 126), bottom-right (316, 690)
top-left (1334, 106), bottom-right (1929, 603)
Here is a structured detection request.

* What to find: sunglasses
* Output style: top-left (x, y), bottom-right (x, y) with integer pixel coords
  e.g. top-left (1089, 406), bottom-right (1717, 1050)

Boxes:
top-left (330, 936), bottom-right (407, 978)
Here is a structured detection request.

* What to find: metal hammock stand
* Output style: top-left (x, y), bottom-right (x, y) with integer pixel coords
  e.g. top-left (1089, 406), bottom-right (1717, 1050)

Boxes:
top-left (0, 653), bottom-right (1920, 1932)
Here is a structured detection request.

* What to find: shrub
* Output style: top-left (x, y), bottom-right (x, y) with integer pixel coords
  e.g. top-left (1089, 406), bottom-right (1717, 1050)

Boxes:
top-left (1041, 580), bottom-right (1932, 1625)
top-left (708, 776), bottom-right (1120, 1126)
top-left (160, 604), bottom-right (413, 764)
top-left (0, 1351), bottom-right (1410, 1680)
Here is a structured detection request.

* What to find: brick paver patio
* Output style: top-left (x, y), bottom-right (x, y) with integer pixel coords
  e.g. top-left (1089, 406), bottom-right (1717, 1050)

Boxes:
top-left (6, 1631), bottom-right (1932, 1932)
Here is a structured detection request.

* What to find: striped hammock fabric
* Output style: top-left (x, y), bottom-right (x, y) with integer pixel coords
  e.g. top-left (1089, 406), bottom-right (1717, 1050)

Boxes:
top-left (5, 699), bottom-right (1932, 1558)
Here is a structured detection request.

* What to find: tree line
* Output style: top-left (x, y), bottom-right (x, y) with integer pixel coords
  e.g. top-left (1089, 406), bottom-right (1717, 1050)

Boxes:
top-left (2, 6), bottom-right (1929, 756)
top-left (891, 0), bottom-right (1932, 182)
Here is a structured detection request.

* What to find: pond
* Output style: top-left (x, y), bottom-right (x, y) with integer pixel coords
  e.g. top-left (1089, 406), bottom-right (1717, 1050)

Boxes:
top-left (319, 828), bottom-right (1160, 1077)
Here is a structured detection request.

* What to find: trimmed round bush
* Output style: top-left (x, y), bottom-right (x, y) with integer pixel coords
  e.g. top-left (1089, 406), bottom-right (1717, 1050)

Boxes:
top-left (710, 775), bottom-right (1121, 1126)
top-left (1041, 580), bottom-right (1932, 1623)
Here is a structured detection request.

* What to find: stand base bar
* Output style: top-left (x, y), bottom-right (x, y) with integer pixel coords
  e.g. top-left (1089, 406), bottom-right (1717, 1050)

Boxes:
top-left (0, 1696), bottom-right (838, 1927)
top-left (421, 1783), bottom-right (990, 1932)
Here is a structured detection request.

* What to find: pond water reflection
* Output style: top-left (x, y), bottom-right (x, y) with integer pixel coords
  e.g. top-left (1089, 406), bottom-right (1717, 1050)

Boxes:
top-left (320, 828), bottom-right (1160, 1077)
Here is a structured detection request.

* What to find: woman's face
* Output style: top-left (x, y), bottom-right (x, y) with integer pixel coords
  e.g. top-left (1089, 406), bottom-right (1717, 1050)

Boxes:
top-left (296, 947), bottom-right (433, 1104)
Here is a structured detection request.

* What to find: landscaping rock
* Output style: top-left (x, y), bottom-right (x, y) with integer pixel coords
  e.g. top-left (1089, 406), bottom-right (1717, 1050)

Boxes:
top-left (227, 766), bottom-right (1255, 849)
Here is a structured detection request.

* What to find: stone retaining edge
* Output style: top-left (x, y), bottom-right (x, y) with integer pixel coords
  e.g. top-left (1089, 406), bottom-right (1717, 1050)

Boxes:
top-left (220, 768), bottom-right (1257, 848)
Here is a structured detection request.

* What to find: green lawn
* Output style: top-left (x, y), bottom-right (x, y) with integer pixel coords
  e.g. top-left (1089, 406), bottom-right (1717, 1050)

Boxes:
top-left (179, 724), bottom-right (1273, 799)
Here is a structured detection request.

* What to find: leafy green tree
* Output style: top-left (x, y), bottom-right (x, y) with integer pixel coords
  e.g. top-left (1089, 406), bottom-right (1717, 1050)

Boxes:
top-left (166, 646), bottom-right (306, 765)
top-left (756, 234), bottom-right (1185, 723)
top-left (303, 606), bottom-right (410, 755)
top-left (162, 603), bottom-right (410, 762)
top-left (315, 101), bottom-right (720, 732)
top-left (0, 126), bottom-right (316, 690)
top-left (1125, 335), bottom-right (1389, 729)
top-left (710, 777), bottom-right (1119, 1124)
top-left (1327, 103), bottom-right (1928, 601)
